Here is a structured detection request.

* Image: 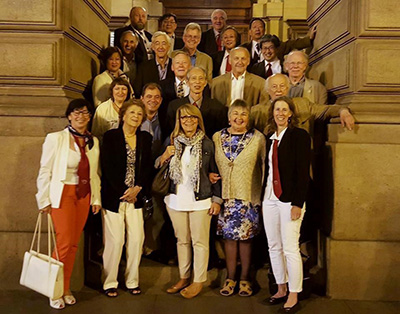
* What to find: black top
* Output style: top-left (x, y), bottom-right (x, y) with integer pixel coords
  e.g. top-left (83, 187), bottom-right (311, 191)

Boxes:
top-left (198, 28), bottom-right (218, 56)
top-left (212, 50), bottom-right (225, 78)
top-left (261, 127), bottom-right (311, 208)
top-left (166, 95), bottom-right (228, 139)
top-left (101, 128), bottom-right (153, 212)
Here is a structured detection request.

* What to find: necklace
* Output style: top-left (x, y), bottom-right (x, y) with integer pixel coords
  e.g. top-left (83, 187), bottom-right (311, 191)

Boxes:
top-left (228, 129), bottom-right (247, 167)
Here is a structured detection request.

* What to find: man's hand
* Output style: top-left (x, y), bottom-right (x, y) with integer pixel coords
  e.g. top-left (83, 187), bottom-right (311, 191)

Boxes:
top-left (339, 108), bottom-right (355, 131)
top-left (309, 24), bottom-right (317, 40)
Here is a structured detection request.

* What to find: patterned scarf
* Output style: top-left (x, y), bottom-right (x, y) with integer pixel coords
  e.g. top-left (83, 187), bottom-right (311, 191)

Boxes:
top-left (67, 125), bottom-right (94, 149)
top-left (169, 130), bottom-right (205, 193)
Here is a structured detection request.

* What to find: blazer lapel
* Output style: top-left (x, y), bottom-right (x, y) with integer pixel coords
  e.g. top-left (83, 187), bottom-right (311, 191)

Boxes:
top-left (243, 72), bottom-right (252, 103)
top-left (225, 74), bottom-right (232, 106)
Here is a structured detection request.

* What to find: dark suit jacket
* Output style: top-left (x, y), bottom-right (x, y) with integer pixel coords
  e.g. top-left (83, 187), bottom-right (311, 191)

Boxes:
top-left (212, 50), bottom-right (225, 78)
top-left (199, 28), bottom-right (219, 56)
top-left (250, 60), bottom-right (283, 79)
top-left (174, 37), bottom-right (184, 50)
top-left (114, 25), bottom-right (152, 65)
top-left (133, 58), bottom-right (174, 97)
top-left (242, 36), bottom-right (312, 71)
top-left (261, 127), bottom-right (311, 207)
top-left (166, 96), bottom-right (228, 139)
top-left (101, 128), bottom-right (153, 212)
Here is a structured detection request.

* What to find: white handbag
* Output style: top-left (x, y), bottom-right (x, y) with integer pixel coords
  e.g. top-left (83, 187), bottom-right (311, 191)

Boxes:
top-left (20, 213), bottom-right (64, 299)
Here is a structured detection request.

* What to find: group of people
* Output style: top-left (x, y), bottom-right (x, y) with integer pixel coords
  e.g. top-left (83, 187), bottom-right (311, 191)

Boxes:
top-left (35, 6), bottom-right (355, 313)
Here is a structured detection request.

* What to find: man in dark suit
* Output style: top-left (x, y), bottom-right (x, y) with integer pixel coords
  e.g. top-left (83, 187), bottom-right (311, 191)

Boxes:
top-left (114, 6), bottom-right (152, 65)
top-left (198, 9), bottom-right (227, 57)
top-left (167, 66), bottom-right (228, 139)
top-left (133, 31), bottom-right (174, 98)
top-left (240, 18), bottom-right (266, 70)
top-left (159, 13), bottom-right (184, 55)
top-left (212, 26), bottom-right (241, 78)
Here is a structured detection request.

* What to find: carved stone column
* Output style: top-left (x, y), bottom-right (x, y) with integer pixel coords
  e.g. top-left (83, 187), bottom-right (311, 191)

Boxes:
top-left (0, 0), bottom-right (111, 290)
top-left (307, 0), bottom-right (400, 301)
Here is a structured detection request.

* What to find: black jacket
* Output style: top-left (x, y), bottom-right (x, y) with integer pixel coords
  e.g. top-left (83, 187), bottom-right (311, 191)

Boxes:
top-left (114, 26), bottom-right (152, 65)
top-left (169, 137), bottom-right (222, 202)
top-left (212, 50), bottom-right (225, 78)
top-left (166, 96), bottom-right (228, 139)
top-left (101, 128), bottom-right (153, 212)
top-left (261, 127), bottom-right (311, 207)
top-left (249, 60), bottom-right (282, 79)
top-left (198, 28), bottom-right (218, 56)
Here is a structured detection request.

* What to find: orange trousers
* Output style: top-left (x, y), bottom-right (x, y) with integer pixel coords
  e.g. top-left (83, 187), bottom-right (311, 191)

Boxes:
top-left (51, 185), bottom-right (90, 292)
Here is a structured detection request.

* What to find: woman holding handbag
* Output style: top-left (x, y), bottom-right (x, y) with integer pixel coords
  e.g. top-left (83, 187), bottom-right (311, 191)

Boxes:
top-left (101, 99), bottom-right (153, 297)
top-left (159, 104), bottom-right (222, 299)
top-left (36, 99), bottom-right (102, 309)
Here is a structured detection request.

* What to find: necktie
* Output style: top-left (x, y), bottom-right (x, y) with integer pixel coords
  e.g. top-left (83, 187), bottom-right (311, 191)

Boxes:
top-left (225, 55), bottom-right (232, 73)
top-left (216, 34), bottom-right (222, 51)
top-left (272, 139), bottom-right (282, 198)
top-left (73, 136), bottom-right (91, 199)
top-left (254, 43), bottom-right (260, 62)
top-left (193, 102), bottom-right (198, 108)
top-left (177, 81), bottom-right (184, 98)
top-left (266, 62), bottom-right (273, 78)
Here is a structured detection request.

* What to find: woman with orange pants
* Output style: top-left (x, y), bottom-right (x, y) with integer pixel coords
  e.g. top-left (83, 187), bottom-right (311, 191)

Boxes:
top-left (36, 99), bottom-right (101, 309)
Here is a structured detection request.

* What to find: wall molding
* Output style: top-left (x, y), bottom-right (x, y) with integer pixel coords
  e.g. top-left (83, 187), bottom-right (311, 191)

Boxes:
top-left (83, 0), bottom-right (111, 26)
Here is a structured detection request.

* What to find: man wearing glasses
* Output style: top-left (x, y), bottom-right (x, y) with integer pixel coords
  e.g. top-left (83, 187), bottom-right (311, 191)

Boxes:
top-left (159, 13), bottom-right (184, 55)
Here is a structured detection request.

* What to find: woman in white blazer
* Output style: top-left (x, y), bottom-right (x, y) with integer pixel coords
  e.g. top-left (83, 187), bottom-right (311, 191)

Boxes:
top-left (36, 99), bottom-right (101, 309)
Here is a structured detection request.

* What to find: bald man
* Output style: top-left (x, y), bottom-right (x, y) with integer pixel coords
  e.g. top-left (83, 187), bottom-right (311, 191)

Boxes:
top-left (211, 47), bottom-right (269, 107)
top-left (250, 73), bottom-right (354, 136)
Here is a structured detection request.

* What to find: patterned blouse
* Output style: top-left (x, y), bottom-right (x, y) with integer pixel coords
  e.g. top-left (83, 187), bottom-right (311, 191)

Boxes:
top-left (124, 143), bottom-right (136, 188)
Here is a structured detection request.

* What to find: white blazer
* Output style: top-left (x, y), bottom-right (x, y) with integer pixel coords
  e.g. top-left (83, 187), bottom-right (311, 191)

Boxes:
top-left (36, 128), bottom-right (101, 209)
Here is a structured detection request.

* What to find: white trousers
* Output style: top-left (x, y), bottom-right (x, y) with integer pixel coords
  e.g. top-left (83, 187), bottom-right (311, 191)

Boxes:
top-left (262, 199), bottom-right (305, 293)
top-left (102, 202), bottom-right (144, 290)
top-left (166, 206), bottom-right (211, 283)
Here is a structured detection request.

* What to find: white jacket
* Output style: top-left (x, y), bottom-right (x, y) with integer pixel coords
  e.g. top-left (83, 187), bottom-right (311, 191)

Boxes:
top-left (36, 128), bottom-right (101, 209)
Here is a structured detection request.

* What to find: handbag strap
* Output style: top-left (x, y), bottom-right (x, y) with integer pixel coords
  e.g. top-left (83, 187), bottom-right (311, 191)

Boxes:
top-left (47, 213), bottom-right (60, 261)
top-left (29, 213), bottom-right (42, 253)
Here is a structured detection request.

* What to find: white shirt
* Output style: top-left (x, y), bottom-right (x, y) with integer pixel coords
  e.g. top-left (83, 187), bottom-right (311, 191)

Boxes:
top-left (231, 72), bottom-right (246, 104)
top-left (164, 146), bottom-right (212, 211)
top-left (265, 59), bottom-right (281, 74)
top-left (219, 50), bottom-right (230, 76)
top-left (252, 40), bottom-right (264, 62)
top-left (64, 146), bottom-right (81, 185)
top-left (91, 99), bottom-right (119, 143)
top-left (175, 77), bottom-right (190, 97)
top-left (264, 127), bottom-right (288, 201)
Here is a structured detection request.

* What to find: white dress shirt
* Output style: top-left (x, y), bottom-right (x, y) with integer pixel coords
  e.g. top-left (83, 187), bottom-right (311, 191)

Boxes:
top-left (231, 72), bottom-right (246, 104)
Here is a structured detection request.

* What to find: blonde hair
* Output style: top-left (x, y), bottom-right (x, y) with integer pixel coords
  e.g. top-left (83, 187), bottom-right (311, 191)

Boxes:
top-left (171, 104), bottom-right (205, 141)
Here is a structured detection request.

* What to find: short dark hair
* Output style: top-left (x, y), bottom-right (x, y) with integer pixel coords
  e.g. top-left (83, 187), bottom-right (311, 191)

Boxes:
top-left (249, 18), bottom-right (265, 30)
top-left (221, 25), bottom-right (241, 46)
top-left (159, 13), bottom-right (177, 24)
top-left (109, 77), bottom-right (132, 101)
top-left (266, 96), bottom-right (299, 133)
top-left (65, 99), bottom-right (92, 118)
top-left (99, 46), bottom-right (123, 70)
top-left (142, 82), bottom-right (162, 96)
top-left (119, 99), bottom-right (147, 126)
top-left (260, 34), bottom-right (281, 49)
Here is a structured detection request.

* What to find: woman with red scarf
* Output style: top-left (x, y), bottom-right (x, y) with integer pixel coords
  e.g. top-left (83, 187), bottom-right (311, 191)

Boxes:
top-left (36, 99), bottom-right (101, 309)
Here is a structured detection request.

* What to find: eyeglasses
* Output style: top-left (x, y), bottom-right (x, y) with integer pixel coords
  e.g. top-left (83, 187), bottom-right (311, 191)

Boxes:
top-left (184, 35), bottom-right (200, 41)
top-left (180, 115), bottom-right (198, 122)
top-left (270, 84), bottom-right (288, 92)
top-left (287, 61), bottom-right (306, 67)
top-left (72, 110), bottom-right (90, 116)
top-left (261, 46), bottom-right (276, 51)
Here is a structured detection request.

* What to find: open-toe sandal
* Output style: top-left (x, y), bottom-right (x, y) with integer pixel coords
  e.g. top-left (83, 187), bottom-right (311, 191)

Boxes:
top-left (220, 279), bottom-right (237, 297)
top-left (128, 286), bottom-right (141, 295)
top-left (49, 298), bottom-right (65, 310)
top-left (238, 280), bottom-right (253, 297)
top-left (104, 288), bottom-right (118, 298)
top-left (63, 294), bottom-right (76, 305)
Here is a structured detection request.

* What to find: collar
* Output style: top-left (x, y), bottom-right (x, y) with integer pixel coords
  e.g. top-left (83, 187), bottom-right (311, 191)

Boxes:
top-left (252, 40), bottom-right (260, 50)
top-left (189, 94), bottom-right (203, 107)
top-left (270, 127), bottom-right (288, 141)
top-left (213, 28), bottom-right (221, 38)
top-left (290, 75), bottom-right (306, 86)
top-left (231, 71), bottom-right (246, 80)
top-left (224, 50), bottom-right (230, 58)
top-left (265, 59), bottom-right (279, 66)
top-left (156, 57), bottom-right (169, 67)
top-left (175, 77), bottom-right (186, 85)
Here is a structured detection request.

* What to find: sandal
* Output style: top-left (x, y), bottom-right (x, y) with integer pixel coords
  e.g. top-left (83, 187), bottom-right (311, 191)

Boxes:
top-left (220, 279), bottom-right (236, 297)
top-left (49, 298), bottom-right (65, 310)
top-left (238, 280), bottom-right (253, 297)
top-left (104, 288), bottom-right (118, 298)
top-left (63, 294), bottom-right (76, 305)
top-left (128, 286), bottom-right (141, 295)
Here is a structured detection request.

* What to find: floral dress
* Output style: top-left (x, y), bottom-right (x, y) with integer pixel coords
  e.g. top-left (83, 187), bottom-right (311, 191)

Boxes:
top-left (216, 128), bottom-right (260, 240)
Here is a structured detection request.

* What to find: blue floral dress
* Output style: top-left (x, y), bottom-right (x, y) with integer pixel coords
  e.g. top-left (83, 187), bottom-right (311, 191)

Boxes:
top-left (216, 128), bottom-right (260, 240)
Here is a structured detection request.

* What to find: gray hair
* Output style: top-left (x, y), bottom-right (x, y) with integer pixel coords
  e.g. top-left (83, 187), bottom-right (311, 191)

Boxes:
top-left (187, 66), bottom-right (207, 79)
top-left (183, 22), bottom-right (201, 35)
top-left (211, 9), bottom-right (227, 21)
top-left (228, 99), bottom-right (251, 119)
top-left (151, 31), bottom-right (171, 46)
top-left (284, 50), bottom-right (309, 66)
top-left (120, 30), bottom-right (138, 45)
top-left (265, 73), bottom-right (291, 92)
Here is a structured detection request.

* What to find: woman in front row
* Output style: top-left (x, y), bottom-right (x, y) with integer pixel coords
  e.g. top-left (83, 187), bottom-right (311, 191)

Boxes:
top-left (262, 96), bottom-right (311, 313)
top-left (36, 99), bottom-right (101, 309)
top-left (159, 104), bottom-right (222, 299)
top-left (101, 99), bottom-right (153, 297)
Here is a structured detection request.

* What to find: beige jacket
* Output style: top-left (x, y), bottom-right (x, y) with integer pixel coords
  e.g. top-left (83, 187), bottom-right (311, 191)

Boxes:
top-left (212, 129), bottom-right (266, 205)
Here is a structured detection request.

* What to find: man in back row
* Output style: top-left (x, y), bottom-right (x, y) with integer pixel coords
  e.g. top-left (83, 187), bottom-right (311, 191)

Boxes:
top-left (198, 9), bottom-right (228, 56)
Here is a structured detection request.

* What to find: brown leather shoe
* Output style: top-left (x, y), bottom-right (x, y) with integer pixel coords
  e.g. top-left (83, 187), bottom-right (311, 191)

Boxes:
top-left (180, 282), bottom-right (203, 299)
top-left (166, 279), bottom-right (190, 294)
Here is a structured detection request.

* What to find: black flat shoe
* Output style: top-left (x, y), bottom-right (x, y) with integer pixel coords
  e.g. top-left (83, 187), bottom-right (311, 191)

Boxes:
top-left (280, 301), bottom-right (301, 313)
top-left (263, 295), bottom-right (288, 305)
